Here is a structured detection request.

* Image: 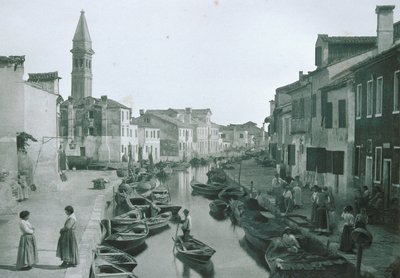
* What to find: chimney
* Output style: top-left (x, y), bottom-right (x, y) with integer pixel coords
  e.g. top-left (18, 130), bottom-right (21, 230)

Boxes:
top-left (376, 5), bottom-right (395, 54)
top-left (299, 71), bottom-right (303, 80)
top-left (139, 109), bottom-right (144, 116)
top-left (185, 107), bottom-right (192, 124)
top-left (101, 95), bottom-right (107, 102)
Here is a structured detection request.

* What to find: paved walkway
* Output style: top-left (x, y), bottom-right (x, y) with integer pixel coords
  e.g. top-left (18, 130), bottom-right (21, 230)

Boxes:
top-left (224, 158), bottom-right (400, 278)
top-left (0, 170), bottom-right (118, 278)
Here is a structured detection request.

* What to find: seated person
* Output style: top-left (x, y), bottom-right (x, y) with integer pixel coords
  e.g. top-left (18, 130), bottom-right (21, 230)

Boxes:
top-left (281, 227), bottom-right (300, 253)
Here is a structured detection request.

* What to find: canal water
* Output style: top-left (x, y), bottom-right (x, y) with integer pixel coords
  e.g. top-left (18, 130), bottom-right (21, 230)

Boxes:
top-left (133, 166), bottom-right (269, 278)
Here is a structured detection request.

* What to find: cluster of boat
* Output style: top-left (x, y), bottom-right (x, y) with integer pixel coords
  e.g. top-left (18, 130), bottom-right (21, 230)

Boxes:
top-left (92, 168), bottom-right (219, 277)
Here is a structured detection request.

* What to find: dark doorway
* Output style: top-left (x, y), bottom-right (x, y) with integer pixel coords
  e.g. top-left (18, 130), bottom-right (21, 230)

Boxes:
top-left (80, 147), bottom-right (86, 157)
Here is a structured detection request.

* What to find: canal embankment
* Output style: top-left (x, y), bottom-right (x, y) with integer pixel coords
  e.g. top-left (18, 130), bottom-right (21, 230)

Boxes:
top-left (0, 170), bottom-right (120, 278)
top-left (223, 158), bottom-right (400, 278)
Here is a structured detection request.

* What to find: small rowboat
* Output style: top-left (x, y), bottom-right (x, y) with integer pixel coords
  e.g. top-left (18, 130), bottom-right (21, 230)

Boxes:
top-left (151, 186), bottom-right (171, 203)
top-left (209, 199), bottom-right (228, 214)
top-left (112, 209), bottom-right (142, 225)
top-left (173, 236), bottom-right (216, 263)
top-left (92, 257), bottom-right (137, 278)
top-left (264, 236), bottom-right (350, 278)
top-left (103, 221), bottom-right (149, 253)
top-left (153, 201), bottom-right (182, 215)
top-left (95, 244), bottom-right (137, 273)
top-left (111, 212), bottom-right (172, 233)
top-left (218, 186), bottom-right (246, 201)
top-left (190, 181), bottom-right (225, 197)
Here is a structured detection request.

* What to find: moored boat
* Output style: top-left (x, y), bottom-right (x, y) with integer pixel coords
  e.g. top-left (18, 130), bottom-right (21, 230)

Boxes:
top-left (95, 244), bottom-right (138, 273)
top-left (218, 185), bottom-right (246, 201)
top-left (151, 186), bottom-right (171, 203)
top-left (209, 199), bottom-right (228, 214)
top-left (103, 221), bottom-right (149, 253)
top-left (153, 201), bottom-right (182, 215)
top-left (173, 235), bottom-right (216, 263)
top-left (190, 180), bottom-right (225, 197)
top-left (91, 257), bottom-right (137, 278)
top-left (264, 235), bottom-right (351, 278)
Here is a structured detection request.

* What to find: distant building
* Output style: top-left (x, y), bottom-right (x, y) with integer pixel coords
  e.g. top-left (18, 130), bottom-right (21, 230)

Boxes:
top-left (219, 122), bottom-right (263, 150)
top-left (0, 56), bottom-right (61, 195)
top-left (60, 11), bottom-right (136, 163)
top-left (140, 109), bottom-right (194, 161)
top-left (132, 115), bottom-right (161, 163)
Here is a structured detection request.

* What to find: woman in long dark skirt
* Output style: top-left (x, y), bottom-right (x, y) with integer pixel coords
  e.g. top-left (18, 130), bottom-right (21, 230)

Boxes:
top-left (56, 205), bottom-right (79, 267)
top-left (315, 186), bottom-right (330, 234)
top-left (16, 210), bottom-right (38, 270)
top-left (310, 185), bottom-right (319, 224)
top-left (339, 205), bottom-right (355, 253)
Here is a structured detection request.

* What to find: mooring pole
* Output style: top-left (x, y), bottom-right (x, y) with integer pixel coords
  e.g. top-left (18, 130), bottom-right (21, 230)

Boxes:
top-left (355, 244), bottom-right (363, 278)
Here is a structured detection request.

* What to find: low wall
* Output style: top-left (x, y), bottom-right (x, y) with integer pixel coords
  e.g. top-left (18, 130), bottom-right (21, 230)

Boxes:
top-left (64, 181), bottom-right (117, 278)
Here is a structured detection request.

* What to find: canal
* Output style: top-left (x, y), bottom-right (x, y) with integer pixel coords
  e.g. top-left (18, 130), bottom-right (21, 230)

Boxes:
top-left (133, 166), bottom-right (269, 278)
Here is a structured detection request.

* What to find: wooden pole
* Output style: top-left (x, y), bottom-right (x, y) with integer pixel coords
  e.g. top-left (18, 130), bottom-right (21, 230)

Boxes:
top-left (355, 244), bottom-right (363, 278)
top-left (238, 160), bottom-right (242, 185)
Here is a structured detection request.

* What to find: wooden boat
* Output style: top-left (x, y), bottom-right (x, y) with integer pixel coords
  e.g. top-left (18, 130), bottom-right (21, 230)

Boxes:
top-left (218, 185), bottom-right (246, 201)
top-left (111, 211), bottom-right (172, 233)
top-left (264, 235), bottom-right (350, 278)
top-left (91, 257), bottom-right (137, 278)
top-left (103, 221), bottom-right (149, 253)
top-left (209, 199), bottom-right (228, 214)
top-left (241, 220), bottom-right (284, 252)
top-left (112, 209), bottom-right (142, 225)
top-left (151, 186), bottom-right (171, 203)
top-left (173, 235), bottom-right (216, 263)
top-left (190, 180), bottom-right (225, 197)
top-left (95, 244), bottom-right (138, 273)
top-left (153, 201), bottom-right (182, 215)
top-left (144, 211), bottom-right (172, 232)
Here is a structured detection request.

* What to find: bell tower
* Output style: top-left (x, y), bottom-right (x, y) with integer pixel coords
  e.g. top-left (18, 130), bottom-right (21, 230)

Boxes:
top-left (71, 10), bottom-right (94, 100)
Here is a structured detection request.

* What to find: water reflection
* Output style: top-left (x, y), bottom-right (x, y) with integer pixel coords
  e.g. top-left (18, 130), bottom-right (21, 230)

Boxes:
top-left (133, 166), bottom-right (269, 278)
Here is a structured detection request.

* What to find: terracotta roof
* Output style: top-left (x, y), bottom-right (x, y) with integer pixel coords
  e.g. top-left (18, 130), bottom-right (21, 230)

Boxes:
top-left (318, 34), bottom-right (376, 44)
top-left (28, 72), bottom-right (60, 82)
top-left (145, 111), bottom-right (192, 128)
top-left (61, 96), bottom-right (130, 109)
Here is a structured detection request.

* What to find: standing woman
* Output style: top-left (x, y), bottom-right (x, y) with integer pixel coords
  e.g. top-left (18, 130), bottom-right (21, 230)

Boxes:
top-left (56, 205), bottom-right (79, 267)
top-left (339, 205), bottom-right (355, 253)
top-left (16, 210), bottom-right (38, 270)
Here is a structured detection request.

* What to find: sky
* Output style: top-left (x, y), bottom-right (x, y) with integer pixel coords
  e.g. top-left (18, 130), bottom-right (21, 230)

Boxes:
top-left (1, 0), bottom-right (399, 126)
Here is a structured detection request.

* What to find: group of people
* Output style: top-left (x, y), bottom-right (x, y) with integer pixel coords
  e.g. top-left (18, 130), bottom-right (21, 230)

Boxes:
top-left (310, 185), bottom-right (335, 234)
top-left (272, 173), bottom-right (303, 213)
top-left (16, 206), bottom-right (79, 271)
top-left (339, 205), bottom-right (369, 253)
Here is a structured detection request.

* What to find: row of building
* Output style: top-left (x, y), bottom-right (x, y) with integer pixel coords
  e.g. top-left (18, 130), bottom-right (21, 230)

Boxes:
top-left (0, 11), bottom-right (267, 198)
top-left (267, 5), bottom-right (400, 208)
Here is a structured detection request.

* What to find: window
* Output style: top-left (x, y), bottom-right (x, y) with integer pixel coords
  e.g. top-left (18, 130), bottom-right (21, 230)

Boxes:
top-left (354, 146), bottom-right (361, 176)
top-left (312, 94), bottom-right (316, 118)
top-left (338, 100), bottom-right (346, 128)
top-left (325, 102), bottom-right (333, 128)
top-left (374, 147), bottom-right (382, 182)
top-left (157, 130), bottom-right (160, 138)
top-left (221, 134), bottom-right (226, 139)
top-left (88, 127), bottom-right (94, 136)
top-left (80, 59), bottom-right (83, 68)
top-left (393, 147), bottom-right (400, 185)
top-left (240, 133), bottom-right (244, 139)
top-left (130, 129), bottom-right (132, 137)
top-left (146, 131), bottom-right (148, 138)
top-left (89, 60), bottom-right (91, 69)
top-left (394, 71), bottom-right (400, 113)
top-left (121, 127), bottom-right (125, 137)
top-left (356, 84), bottom-right (362, 119)
top-left (292, 100), bottom-right (298, 119)
top-left (376, 77), bottom-right (383, 116)
top-left (135, 130), bottom-right (138, 138)
top-left (367, 80), bottom-right (373, 117)
top-left (299, 98), bottom-right (305, 119)
top-left (121, 111), bottom-right (124, 121)
top-left (126, 111), bottom-right (129, 120)
top-left (74, 59), bottom-right (78, 68)
top-left (288, 144), bottom-right (296, 165)
top-left (88, 110), bottom-right (94, 119)
top-left (121, 145), bottom-right (124, 153)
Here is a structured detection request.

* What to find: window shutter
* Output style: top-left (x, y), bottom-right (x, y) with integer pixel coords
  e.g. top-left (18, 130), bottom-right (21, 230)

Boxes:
top-left (325, 102), bottom-right (333, 128)
top-left (333, 151), bottom-right (345, 175)
top-left (316, 148), bottom-right (326, 173)
top-left (306, 147), bottom-right (317, 171)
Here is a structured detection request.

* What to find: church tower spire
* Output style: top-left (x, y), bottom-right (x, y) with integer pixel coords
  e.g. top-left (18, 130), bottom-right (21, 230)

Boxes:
top-left (71, 10), bottom-right (94, 100)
